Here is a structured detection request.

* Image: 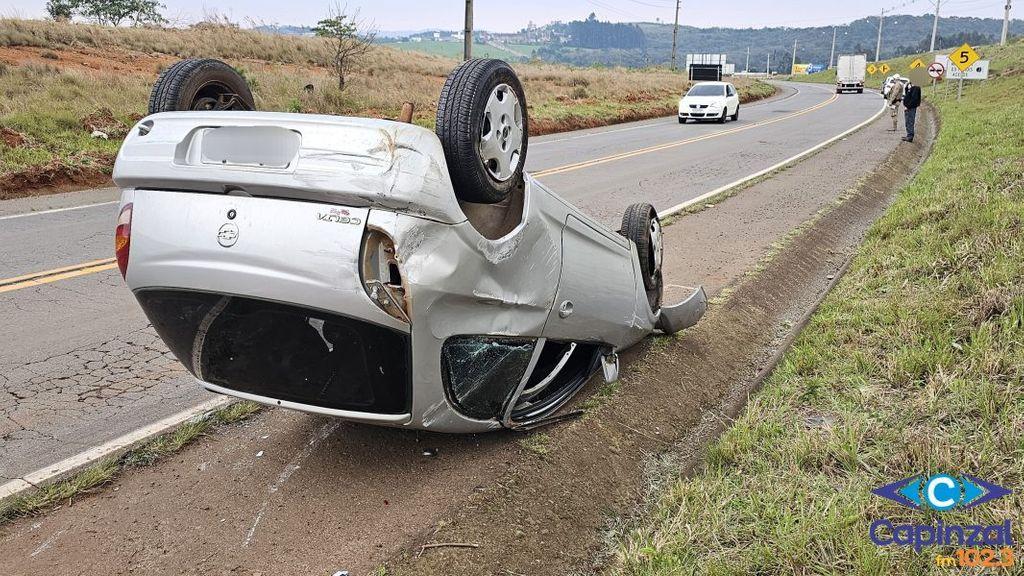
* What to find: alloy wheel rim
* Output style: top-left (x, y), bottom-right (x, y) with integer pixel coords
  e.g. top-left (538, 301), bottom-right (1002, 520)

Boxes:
top-left (478, 83), bottom-right (524, 182)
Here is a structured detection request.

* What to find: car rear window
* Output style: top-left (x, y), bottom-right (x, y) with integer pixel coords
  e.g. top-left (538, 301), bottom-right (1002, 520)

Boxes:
top-left (686, 84), bottom-right (725, 97)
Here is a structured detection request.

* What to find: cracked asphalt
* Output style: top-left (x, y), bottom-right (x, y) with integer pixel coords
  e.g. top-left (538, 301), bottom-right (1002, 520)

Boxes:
top-left (0, 82), bottom-right (883, 483)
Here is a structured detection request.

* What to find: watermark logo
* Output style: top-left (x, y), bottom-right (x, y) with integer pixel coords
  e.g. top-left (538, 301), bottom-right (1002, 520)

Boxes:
top-left (873, 474), bottom-right (1012, 512)
top-left (870, 473), bottom-right (1016, 567)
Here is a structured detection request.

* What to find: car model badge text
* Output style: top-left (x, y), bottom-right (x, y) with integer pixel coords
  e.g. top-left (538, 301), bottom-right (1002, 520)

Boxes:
top-left (318, 208), bottom-right (361, 226)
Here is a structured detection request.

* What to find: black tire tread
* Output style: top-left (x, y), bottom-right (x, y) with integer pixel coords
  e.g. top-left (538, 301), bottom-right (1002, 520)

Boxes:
top-left (435, 59), bottom-right (528, 204)
top-left (149, 58), bottom-right (254, 114)
top-left (620, 203), bottom-right (663, 310)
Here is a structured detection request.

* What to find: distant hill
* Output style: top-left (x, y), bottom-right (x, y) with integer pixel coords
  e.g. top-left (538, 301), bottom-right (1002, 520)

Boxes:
top-left (257, 13), bottom-right (1022, 70)
top-left (374, 14), bottom-right (1022, 70)
top-left (634, 15), bottom-right (1022, 72)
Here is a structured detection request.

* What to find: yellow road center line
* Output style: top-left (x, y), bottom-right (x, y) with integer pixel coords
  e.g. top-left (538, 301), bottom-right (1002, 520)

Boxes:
top-left (0, 259), bottom-right (118, 294)
top-left (1, 92), bottom-right (839, 294)
top-left (532, 93), bottom-right (839, 178)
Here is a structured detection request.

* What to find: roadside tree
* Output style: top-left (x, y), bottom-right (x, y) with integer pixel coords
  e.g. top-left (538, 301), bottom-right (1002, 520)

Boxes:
top-left (313, 3), bottom-right (376, 91)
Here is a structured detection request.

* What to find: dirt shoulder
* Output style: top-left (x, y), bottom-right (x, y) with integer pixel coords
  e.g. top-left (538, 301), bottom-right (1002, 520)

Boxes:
top-left (0, 107), bottom-right (927, 576)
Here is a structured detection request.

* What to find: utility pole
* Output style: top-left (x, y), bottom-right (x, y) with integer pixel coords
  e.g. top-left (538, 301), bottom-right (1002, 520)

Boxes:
top-left (1002, 0), bottom-right (1013, 45)
top-left (930, 0), bottom-right (941, 52)
top-left (670, 0), bottom-right (681, 70)
top-left (463, 0), bottom-right (473, 61)
top-left (791, 39), bottom-right (797, 75)
top-left (875, 9), bottom-right (886, 63)
top-left (829, 27), bottom-right (837, 69)
top-left (766, 52), bottom-right (771, 76)
top-left (745, 46), bottom-right (750, 72)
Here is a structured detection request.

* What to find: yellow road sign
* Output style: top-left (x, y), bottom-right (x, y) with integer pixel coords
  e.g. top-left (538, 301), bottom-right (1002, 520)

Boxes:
top-left (949, 43), bottom-right (980, 72)
top-left (910, 58), bottom-right (925, 69)
top-left (880, 63), bottom-right (891, 74)
top-left (867, 64), bottom-right (878, 75)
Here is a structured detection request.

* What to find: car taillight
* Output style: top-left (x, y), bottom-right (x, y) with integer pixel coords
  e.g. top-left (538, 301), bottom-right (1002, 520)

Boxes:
top-left (360, 228), bottom-right (410, 323)
top-left (114, 203), bottom-right (133, 280)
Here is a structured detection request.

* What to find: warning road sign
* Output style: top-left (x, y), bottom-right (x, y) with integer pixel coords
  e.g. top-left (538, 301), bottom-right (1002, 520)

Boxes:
top-left (910, 58), bottom-right (925, 69)
top-left (867, 64), bottom-right (878, 75)
top-left (879, 63), bottom-right (891, 74)
top-left (928, 61), bottom-right (945, 78)
top-left (949, 43), bottom-right (980, 72)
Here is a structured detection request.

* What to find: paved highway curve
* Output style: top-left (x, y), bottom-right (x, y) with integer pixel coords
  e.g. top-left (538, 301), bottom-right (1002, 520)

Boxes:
top-left (0, 81), bottom-right (883, 482)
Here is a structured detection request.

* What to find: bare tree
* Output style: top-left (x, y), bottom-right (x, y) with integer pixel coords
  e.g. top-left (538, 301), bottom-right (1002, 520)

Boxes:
top-left (313, 3), bottom-right (376, 91)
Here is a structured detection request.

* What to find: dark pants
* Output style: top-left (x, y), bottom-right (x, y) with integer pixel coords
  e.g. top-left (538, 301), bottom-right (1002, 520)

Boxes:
top-left (905, 106), bottom-right (918, 140)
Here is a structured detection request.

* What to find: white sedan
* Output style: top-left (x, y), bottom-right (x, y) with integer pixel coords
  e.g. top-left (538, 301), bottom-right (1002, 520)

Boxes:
top-left (678, 81), bottom-right (740, 124)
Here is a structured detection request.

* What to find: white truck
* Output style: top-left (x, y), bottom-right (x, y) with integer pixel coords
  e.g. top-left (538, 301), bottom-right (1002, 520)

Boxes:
top-left (836, 54), bottom-right (867, 94)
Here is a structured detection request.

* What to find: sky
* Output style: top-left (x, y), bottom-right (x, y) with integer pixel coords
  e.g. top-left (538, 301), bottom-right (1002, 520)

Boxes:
top-left (0, 0), bottom-right (1013, 32)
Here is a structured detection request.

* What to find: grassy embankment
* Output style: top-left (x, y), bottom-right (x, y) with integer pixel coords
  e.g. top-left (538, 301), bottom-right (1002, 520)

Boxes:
top-left (615, 40), bottom-right (1024, 574)
top-left (382, 39), bottom-right (532, 62)
top-left (0, 18), bottom-right (773, 196)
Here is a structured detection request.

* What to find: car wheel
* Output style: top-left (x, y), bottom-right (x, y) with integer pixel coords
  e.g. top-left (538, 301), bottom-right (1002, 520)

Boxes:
top-left (149, 58), bottom-right (255, 114)
top-left (620, 203), bottom-right (663, 311)
top-left (436, 59), bottom-right (528, 204)
top-left (718, 108), bottom-right (727, 124)
top-left (731, 106), bottom-right (739, 121)
top-left (678, 117), bottom-right (686, 124)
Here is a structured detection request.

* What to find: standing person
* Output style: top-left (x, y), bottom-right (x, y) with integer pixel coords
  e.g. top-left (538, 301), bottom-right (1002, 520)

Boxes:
top-left (902, 80), bottom-right (922, 142)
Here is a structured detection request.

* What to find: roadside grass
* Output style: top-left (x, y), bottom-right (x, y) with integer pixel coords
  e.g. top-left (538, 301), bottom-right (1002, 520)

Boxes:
top-left (614, 40), bottom-right (1024, 575)
top-left (383, 39), bottom-right (527, 62)
top-left (519, 432), bottom-right (553, 456)
top-left (0, 18), bottom-right (773, 193)
top-left (0, 401), bottom-right (261, 525)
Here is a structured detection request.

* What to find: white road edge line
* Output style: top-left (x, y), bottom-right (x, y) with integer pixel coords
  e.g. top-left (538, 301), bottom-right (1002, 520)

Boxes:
top-left (0, 201), bottom-right (118, 221)
top-left (658, 97), bottom-right (887, 219)
top-left (0, 395), bottom-right (233, 501)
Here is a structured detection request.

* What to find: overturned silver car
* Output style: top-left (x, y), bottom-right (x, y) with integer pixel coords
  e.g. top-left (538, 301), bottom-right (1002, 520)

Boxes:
top-left (113, 58), bottom-right (706, 432)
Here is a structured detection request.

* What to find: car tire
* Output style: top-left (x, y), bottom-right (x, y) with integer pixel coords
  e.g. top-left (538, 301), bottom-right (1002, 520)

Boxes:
top-left (436, 59), bottom-right (528, 204)
top-left (731, 106), bottom-right (739, 121)
top-left (620, 203), bottom-right (663, 311)
top-left (718, 109), bottom-right (727, 124)
top-left (149, 58), bottom-right (255, 114)
top-left (678, 117), bottom-right (686, 124)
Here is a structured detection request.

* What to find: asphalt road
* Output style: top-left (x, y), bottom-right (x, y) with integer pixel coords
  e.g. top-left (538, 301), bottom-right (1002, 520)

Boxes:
top-left (0, 81), bottom-right (884, 482)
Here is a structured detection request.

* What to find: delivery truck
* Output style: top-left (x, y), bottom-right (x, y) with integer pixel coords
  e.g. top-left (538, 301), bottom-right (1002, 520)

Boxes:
top-left (836, 54), bottom-right (867, 94)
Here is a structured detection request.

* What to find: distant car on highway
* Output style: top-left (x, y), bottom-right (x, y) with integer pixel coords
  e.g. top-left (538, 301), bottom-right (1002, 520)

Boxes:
top-left (111, 58), bottom-right (707, 433)
top-left (678, 81), bottom-right (740, 124)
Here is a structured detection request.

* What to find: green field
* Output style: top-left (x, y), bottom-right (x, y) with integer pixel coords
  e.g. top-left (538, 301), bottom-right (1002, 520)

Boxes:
top-left (382, 39), bottom-right (529, 62)
top-left (615, 40), bottom-right (1024, 575)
